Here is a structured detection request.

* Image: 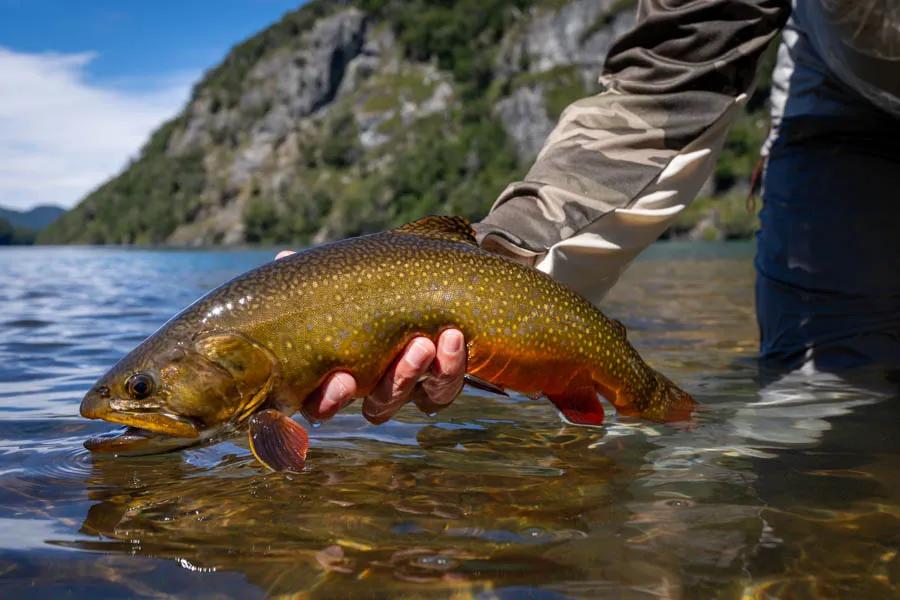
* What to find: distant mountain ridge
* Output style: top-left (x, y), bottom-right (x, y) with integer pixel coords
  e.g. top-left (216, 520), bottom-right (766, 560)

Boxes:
top-left (0, 205), bottom-right (65, 231)
top-left (40, 0), bottom-right (770, 246)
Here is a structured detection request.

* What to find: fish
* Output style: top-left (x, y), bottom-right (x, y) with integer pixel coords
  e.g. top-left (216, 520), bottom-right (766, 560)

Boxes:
top-left (81, 216), bottom-right (694, 471)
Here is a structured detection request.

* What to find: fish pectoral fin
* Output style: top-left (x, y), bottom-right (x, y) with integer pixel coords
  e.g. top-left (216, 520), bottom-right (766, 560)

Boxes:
top-left (463, 374), bottom-right (509, 397)
top-left (248, 409), bottom-right (309, 472)
top-left (546, 388), bottom-right (605, 427)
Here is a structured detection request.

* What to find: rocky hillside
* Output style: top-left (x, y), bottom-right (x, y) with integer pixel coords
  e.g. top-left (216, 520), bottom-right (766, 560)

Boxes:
top-left (41, 0), bottom-right (770, 246)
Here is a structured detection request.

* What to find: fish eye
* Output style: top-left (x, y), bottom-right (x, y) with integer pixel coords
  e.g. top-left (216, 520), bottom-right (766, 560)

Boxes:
top-left (125, 373), bottom-right (155, 400)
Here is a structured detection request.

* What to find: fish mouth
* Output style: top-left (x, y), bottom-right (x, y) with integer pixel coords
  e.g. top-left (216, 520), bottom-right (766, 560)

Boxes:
top-left (84, 425), bottom-right (200, 456)
top-left (82, 409), bottom-right (201, 440)
top-left (80, 392), bottom-right (213, 456)
top-left (80, 390), bottom-right (201, 439)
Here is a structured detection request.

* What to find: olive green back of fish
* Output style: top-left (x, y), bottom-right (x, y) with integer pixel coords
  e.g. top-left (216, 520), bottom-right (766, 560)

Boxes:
top-left (170, 216), bottom-right (692, 424)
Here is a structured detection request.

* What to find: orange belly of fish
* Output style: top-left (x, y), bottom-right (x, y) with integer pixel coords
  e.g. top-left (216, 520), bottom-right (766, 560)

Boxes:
top-left (464, 336), bottom-right (610, 426)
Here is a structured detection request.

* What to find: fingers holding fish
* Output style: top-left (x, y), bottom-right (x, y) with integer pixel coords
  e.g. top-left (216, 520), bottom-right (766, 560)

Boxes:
top-left (413, 329), bottom-right (466, 415)
top-left (301, 330), bottom-right (464, 424)
top-left (301, 371), bottom-right (357, 422)
top-left (363, 337), bottom-right (436, 424)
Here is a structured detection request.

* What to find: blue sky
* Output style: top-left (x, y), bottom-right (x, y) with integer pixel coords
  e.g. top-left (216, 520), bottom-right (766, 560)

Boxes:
top-left (0, 0), bottom-right (307, 210)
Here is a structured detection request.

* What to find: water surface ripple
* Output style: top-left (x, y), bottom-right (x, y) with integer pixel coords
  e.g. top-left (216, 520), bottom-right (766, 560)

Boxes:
top-left (0, 244), bottom-right (897, 598)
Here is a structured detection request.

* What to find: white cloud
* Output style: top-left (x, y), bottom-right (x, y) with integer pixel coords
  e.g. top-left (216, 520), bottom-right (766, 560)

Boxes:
top-left (0, 47), bottom-right (195, 210)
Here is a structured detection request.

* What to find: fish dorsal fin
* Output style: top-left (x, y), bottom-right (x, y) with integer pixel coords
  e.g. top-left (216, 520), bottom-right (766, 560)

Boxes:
top-left (394, 216), bottom-right (477, 245)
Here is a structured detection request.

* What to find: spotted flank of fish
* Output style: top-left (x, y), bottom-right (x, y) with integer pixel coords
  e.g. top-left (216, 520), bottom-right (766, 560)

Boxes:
top-left (81, 216), bottom-right (694, 471)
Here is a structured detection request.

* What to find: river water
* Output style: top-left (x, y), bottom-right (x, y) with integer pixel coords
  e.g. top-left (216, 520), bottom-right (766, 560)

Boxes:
top-left (0, 243), bottom-right (896, 598)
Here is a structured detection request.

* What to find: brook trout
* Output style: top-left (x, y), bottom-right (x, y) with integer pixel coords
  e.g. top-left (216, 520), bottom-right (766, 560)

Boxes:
top-left (81, 216), bottom-right (693, 470)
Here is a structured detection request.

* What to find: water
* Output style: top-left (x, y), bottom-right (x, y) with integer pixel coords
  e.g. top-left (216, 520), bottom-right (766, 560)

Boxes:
top-left (0, 244), bottom-right (897, 598)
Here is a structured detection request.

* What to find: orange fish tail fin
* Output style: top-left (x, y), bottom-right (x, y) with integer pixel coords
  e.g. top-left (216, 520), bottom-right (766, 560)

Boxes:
top-left (599, 368), bottom-right (694, 422)
top-left (640, 370), bottom-right (695, 422)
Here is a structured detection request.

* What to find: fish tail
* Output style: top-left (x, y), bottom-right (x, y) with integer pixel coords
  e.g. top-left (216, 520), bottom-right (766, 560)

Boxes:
top-left (646, 369), bottom-right (695, 422)
top-left (600, 368), bottom-right (695, 422)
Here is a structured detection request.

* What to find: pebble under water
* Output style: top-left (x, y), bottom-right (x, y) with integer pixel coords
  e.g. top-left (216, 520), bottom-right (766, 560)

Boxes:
top-left (0, 244), bottom-right (897, 599)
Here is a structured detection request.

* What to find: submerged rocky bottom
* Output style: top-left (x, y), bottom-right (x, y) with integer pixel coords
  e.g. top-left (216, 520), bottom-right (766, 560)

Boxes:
top-left (0, 244), bottom-right (897, 598)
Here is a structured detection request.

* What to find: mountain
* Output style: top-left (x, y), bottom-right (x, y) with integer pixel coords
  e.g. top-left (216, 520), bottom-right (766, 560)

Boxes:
top-left (40, 0), bottom-right (770, 246)
top-left (0, 205), bottom-right (65, 231)
top-left (0, 205), bottom-right (65, 245)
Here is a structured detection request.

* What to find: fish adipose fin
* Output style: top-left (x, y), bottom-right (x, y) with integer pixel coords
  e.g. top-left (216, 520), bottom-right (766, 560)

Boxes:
top-left (248, 409), bottom-right (309, 472)
top-left (394, 216), bottom-right (477, 245)
top-left (546, 387), bottom-right (605, 427)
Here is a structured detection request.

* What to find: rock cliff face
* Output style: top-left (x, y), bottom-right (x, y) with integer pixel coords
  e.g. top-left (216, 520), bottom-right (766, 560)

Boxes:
top-left (41, 0), bottom-right (767, 246)
top-left (494, 0), bottom-right (635, 159)
top-left (166, 8), bottom-right (373, 244)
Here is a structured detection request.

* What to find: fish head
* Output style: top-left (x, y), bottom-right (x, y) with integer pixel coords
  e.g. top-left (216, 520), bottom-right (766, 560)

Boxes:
top-left (82, 331), bottom-right (275, 455)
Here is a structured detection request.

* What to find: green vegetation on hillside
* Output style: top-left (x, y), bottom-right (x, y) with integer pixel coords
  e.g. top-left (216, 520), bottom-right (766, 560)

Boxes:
top-left (242, 104), bottom-right (520, 244)
top-left (668, 193), bottom-right (760, 240)
top-left (38, 117), bottom-right (208, 244)
top-left (40, 137), bottom-right (206, 244)
top-left (714, 38), bottom-right (778, 193)
top-left (41, 0), bottom-right (776, 246)
top-left (362, 0), bottom-right (535, 92)
top-left (201, 2), bottom-right (337, 110)
top-left (237, 0), bottom-right (534, 244)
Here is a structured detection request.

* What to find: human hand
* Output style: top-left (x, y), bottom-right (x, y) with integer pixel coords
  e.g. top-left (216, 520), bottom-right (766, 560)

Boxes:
top-left (274, 250), bottom-right (467, 424)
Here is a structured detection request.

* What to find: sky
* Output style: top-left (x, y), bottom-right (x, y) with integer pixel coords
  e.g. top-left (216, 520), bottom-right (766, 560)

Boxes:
top-left (0, 0), bottom-right (306, 211)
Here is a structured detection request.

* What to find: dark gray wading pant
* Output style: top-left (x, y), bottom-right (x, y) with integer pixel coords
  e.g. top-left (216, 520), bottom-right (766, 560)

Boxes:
top-left (756, 116), bottom-right (900, 371)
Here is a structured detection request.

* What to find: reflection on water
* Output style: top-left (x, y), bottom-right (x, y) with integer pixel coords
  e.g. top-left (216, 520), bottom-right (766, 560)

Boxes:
top-left (0, 244), bottom-right (897, 598)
